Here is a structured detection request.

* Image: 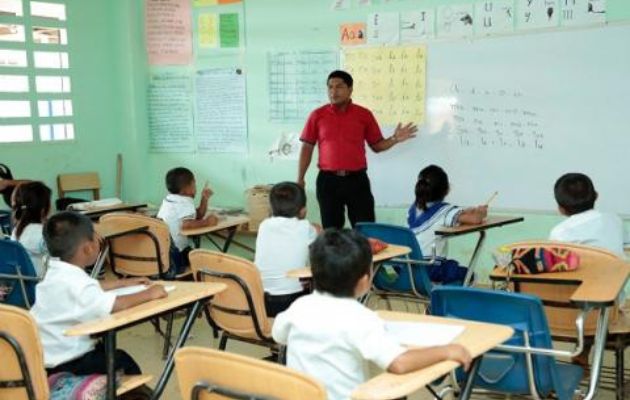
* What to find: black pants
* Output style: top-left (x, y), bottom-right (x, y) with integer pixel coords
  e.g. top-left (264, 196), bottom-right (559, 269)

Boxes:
top-left (47, 342), bottom-right (141, 376)
top-left (264, 291), bottom-right (307, 317)
top-left (316, 170), bottom-right (375, 229)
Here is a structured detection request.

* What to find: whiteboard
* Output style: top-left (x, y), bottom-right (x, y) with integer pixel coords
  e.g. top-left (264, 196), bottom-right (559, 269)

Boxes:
top-left (367, 24), bottom-right (630, 214)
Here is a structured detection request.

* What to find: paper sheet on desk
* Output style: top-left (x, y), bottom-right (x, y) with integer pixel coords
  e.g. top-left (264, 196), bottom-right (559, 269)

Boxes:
top-left (109, 285), bottom-right (176, 296)
top-left (385, 321), bottom-right (465, 347)
top-left (69, 198), bottom-right (123, 211)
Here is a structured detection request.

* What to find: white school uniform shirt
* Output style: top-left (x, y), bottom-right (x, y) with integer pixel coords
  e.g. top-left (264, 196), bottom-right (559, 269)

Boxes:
top-left (272, 291), bottom-right (406, 400)
top-left (30, 259), bottom-right (116, 368)
top-left (409, 203), bottom-right (463, 258)
top-left (254, 217), bottom-right (317, 295)
top-left (157, 193), bottom-right (196, 251)
top-left (11, 223), bottom-right (46, 277)
top-left (549, 209), bottom-right (624, 257)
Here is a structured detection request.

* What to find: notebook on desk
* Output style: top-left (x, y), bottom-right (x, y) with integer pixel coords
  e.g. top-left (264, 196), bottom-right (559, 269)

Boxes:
top-left (69, 198), bottom-right (123, 211)
top-left (109, 284), bottom-right (176, 296)
top-left (384, 321), bottom-right (465, 347)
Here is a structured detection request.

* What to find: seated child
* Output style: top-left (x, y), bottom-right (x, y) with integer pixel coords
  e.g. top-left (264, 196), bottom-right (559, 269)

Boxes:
top-left (157, 167), bottom-right (218, 275)
top-left (10, 181), bottom-right (51, 276)
top-left (549, 173), bottom-right (625, 367)
top-left (31, 211), bottom-right (167, 376)
top-left (407, 165), bottom-right (487, 284)
top-left (272, 229), bottom-right (471, 400)
top-left (254, 182), bottom-right (318, 317)
top-left (550, 172), bottom-right (624, 257)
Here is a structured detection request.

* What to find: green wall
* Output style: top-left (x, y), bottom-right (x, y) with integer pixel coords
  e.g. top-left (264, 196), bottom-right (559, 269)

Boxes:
top-left (5, 0), bottom-right (630, 282)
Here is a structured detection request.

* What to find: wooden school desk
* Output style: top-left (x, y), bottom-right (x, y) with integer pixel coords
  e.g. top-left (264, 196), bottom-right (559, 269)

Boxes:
top-left (65, 281), bottom-right (227, 400)
top-left (181, 214), bottom-right (250, 253)
top-left (286, 244), bottom-right (412, 279)
top-left (490, 259), bottom-right (630, 400)
top-left (91, 220), bottom-right (149, 278)
top-left (435, 215), bottom-right (524, 286)
top-left (351, 311), bottom-right (514, 400)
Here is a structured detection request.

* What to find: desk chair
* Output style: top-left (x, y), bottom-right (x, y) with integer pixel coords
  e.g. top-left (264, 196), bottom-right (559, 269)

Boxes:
top-left (99, 212), bottom-right (191, 359)
top-left (431, 286), bottom-right (583, 400)
top-left (501, 241), bottom-right (626, 399)
top-left (56, 172), bottom-right (100, 210)
top-left (0, 304), bottom-right (49, 400)
top-left (189, 250), bottom-right (277, 355)
top-left (175, 347), bottom-right (326, 400)
top-left (355, 222), bottom-right (434, 308)
top-left (0, 304), bottom-right (153, 400)
top-left (99, 213), bottom-right (172, 279)
top-left (0, 239), bottom-right (38, 308)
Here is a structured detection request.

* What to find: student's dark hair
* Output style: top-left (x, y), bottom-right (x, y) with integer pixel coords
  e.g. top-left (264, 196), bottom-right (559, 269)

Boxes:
top-left (327, 70), bottom-right (353, 87)
top-left (165, 167), bottom-right (194, 194)
top-left (554, 173), bottom-right (597, 215)
top-left (43, 211), bottom-right (94, 262)
top-left (0, 163), bottom-right (14, 205)
top-left (269, 182), bottom-right (306, 218)
top-left (12, 181), bottom-right (52, 239)
top-left (415, 165), bottom-right (450, 210)
top-left (310, 229), bottom-right (372, 297)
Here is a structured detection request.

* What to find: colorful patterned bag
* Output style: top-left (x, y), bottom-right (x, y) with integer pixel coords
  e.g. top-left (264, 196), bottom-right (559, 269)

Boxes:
top-left (510, 247), bottom-right (580, 274)
top-left (48, 372), bottom-right (107, 400)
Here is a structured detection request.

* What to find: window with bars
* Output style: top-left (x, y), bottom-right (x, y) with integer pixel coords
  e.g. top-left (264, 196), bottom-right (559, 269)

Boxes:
top-left (0, 0), bottom-right (73, 143)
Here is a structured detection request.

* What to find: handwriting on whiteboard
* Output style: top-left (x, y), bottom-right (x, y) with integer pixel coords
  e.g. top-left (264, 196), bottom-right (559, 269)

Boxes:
top-left (446, 83), bottom-right (544, 150)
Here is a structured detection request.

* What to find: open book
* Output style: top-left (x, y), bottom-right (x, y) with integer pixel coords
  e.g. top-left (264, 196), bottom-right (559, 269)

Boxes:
top-left (109, 284), bottom-right (175, 296)
top-left (384, 321), bottom-right (465, 347)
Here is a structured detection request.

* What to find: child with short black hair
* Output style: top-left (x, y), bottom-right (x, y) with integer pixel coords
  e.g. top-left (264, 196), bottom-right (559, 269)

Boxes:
top-left (31, 211), bottom-right (167, 376)
top-left (10, 181), bottom-right (51, 276)
top-left (408, 165), bottom-right (487, 283)
top-left (272, 229), bottom-right (471, 400)
top-left (157, 167), bottom-right (218, 274)
top-left (254, 182), bottom-right (318, 317)
top-left (550, 173), bottom-right (625, 367)
top-left (550, 173), bottom-right (624, 256)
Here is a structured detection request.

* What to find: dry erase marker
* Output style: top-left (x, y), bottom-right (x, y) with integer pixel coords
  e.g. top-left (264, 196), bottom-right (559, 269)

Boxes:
top-left (485, 191), bottom-right (498, 206)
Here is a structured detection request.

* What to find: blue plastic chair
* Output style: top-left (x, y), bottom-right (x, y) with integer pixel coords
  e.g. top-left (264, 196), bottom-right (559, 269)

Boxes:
top-left (0, 239), bottom-right (39, 308)
top-left (431, 286), bottom-right (583, 400)
top-left (355, 222), bottom-right (434, 301)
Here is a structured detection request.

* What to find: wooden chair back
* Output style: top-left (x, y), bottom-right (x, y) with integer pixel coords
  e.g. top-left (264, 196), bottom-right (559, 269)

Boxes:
top-left (0, 304), bottom-right (49, 400)
top-left (99, 213), bottom-right (171, 277)
top-left (189, 250), bottom-right (271, 341)
top-left (175, 347), bottom-right (326, 400)
top-left (57, 172), bottom-right (100, 200)
top-left (504, 240), bottom-right (621, 336)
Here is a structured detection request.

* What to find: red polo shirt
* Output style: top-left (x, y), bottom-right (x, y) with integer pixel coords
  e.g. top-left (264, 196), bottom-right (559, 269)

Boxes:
top-left (300, 101), bottom-right (384, 171)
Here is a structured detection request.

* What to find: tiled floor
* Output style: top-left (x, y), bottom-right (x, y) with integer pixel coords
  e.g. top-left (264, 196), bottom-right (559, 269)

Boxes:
top-left (118, 297), bottom-right (629, 400)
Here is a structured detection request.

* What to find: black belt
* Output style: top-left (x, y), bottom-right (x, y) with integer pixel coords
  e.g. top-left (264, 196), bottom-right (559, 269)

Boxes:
top-left (320, 169), bottom-right (366, 177)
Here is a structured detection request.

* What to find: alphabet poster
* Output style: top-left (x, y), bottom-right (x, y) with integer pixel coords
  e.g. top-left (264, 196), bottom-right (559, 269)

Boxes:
top-left (474, 0), bottom-right (514, 35)
top-left (340, 23), bottom-right (366, 45)
top-left (343, 46), bottom-right (427, 126)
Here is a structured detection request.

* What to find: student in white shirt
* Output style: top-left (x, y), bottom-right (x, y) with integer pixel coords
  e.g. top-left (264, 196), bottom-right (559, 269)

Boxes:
top-left (550, 172), bottom-right (624, 257)
top-left (549, 173), bottom-right (625, 368)
top-left (255, 182), bottom-right (318, 317)
top-left (272, 229), bottom-right (471, 400)
top-left (157, 167), bottom-right (218, 276)
top-left (407, 165), bottom-right (487, 283)
top-left (10, 181), bottom-right (52, 276)
top-left (31, 211), bottom-right (167, 377)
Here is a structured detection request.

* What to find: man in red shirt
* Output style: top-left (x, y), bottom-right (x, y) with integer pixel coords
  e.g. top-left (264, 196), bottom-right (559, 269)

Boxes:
top-left (298, 70), bottom-right (417, 229)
